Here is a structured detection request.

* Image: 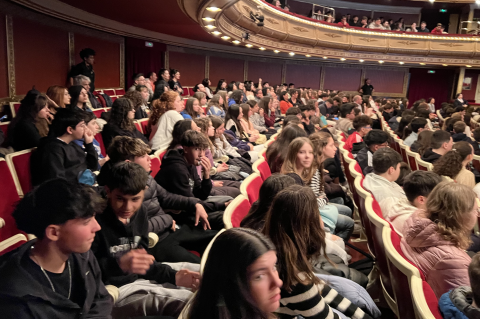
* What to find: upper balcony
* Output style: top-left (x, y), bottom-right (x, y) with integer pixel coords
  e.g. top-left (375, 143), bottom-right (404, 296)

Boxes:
top-left (188, 0), bottom-right (480, 67)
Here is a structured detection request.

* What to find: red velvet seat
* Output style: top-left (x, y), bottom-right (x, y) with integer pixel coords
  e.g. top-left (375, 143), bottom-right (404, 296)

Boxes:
top-left (94, 132), bottom-right (106, 157)
top-left (0, 122), bottom-right (9, 148)
top-left (6, 149), bottom-right (34, 197)
top-left (223, 195), bottom-right (252, 228)
top-left (150, 155), bottom-right (161, 178)
top-left (103, 89), bottom-right (115, 96)
top-left (240, 173), bottom-right (262, 205)
top-left (115, 88), bottom-right (125, 96)
top-left (253, 158), bottom-right (271, 182)
top-left (92, 108), bottom-right (104, 118)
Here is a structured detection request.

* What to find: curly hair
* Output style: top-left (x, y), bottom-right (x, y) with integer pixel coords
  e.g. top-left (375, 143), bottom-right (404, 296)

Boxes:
top-left (123, 90), bottom-right (144, 112)
top-left (433, 141), bottom-right (472, 179)
top-left (148, 91), bottom-right (179, 130)
top-left (426, 182), bottom-right (475, 249)
top-left (108, 98), bottom-right (135, 131)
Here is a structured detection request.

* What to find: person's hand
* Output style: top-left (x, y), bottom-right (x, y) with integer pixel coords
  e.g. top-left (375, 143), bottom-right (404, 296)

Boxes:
top-left (171, 220), bottom-right (176, 231)
top-left (118, 249), bottom-right (155, 275)
top-left (200, 157), bottom-right (211, 179)
top-left (213, 181), bottom-right (224, 187)
top-left (175, 269), bottom-right (201, 291)
top-left (216, 162), bottom-right (229, 173)
top-left (195, 203), bottom-right (211, 230)
top-left (84, 127), bottom-right (94, 144)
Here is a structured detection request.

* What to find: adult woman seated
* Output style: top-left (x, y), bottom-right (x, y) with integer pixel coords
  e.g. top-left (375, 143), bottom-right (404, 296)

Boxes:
top-left (401, 182), bottom-right (475, 298)
top-left (101, 98), bottom-right (148, 150)
top-left (8, 89), bottom-right (51, 151)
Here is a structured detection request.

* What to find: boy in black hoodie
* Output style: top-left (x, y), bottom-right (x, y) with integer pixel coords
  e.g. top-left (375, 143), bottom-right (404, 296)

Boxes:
top-left (93, 162), bottom-right (200, 318)
top-left (155, 130), bottom-right (230, 221)
top-left (97, 136), bottom-right (217, 263)
top-left (0, 179), bottom-right (112, 318)
top-left (31, 108), bottom-right (98, 186)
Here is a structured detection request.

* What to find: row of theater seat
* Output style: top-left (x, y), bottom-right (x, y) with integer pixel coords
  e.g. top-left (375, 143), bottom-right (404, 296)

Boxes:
top-left (340, 113), bottom-right (441, 319)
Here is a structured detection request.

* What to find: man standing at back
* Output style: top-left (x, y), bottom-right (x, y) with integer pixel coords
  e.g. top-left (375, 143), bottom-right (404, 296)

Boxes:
top-left (69, 48), bottom-right (96, 92)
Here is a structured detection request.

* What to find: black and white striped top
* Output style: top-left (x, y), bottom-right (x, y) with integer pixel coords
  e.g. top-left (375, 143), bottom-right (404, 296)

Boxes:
top-left (277, 273), bottom-right (371, 319)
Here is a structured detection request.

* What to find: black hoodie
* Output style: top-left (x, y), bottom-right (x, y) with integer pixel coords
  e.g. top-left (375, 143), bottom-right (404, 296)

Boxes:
top-left (92, 204), bottom-right (177, 288)
top-left (31, 137), bottom-right (98, 186)
top-left (0, 240), bottom-right (112, 318)
top-left (421, 148), bottom-right (442, 164)
top-left (97, 162), bottom-right (200, 239)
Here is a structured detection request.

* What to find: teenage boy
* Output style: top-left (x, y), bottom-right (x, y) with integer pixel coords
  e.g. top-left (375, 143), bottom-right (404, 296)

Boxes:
top-left (335, 103), bottom-right (356, 137)
top-left (356, 129), bottom-right (390, 175)
top-left (381, 171), bottom-right (441, 235)
top-left (404, 117), bottom-right (428, 147)
top-left (93, 162), bottom-right (200, 318)
top-left (421, 130), bottom-right (453, 163)
top-left (31, 108), bottom-right (98, 186)
top-left (155, 130), bottom-right (229, 221)
top-left (98, 136), bottom-right (216, 263)
top-left (439, 252), bottom-right (480, 319)
top-left (344, 115), bottom-right (372, 154)
top-left (0, 179), bottom-right (112, 318)
top-left (363, 148), bottom-right (406, 203)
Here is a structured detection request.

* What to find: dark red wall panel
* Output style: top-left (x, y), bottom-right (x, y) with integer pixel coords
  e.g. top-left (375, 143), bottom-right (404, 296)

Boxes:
top-left (169, 52), bottom-right (205, 86)
top-left (209, 56), bottom-right (244, 87)
top-left (14, 17), bottom-right (69, 94)
top-left (286, 64), bottom-right (321, 89)
top-left (323, 67), bottom-right (362, 91)
top-left (75, 34), bottom-right (120, 89)
top-left (365, 69), bottom-right (405, 93)
top-left (247, 61), bottom-right (282, 85)
top-left (0, 14), bottom-right (8, 98)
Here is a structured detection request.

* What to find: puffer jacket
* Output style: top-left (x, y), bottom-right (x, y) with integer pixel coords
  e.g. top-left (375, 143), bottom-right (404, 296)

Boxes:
top-left (400, 211), bottom-right (471, 298)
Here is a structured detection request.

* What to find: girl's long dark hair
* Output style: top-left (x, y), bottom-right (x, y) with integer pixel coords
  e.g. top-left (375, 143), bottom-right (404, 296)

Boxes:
top-left (108, 98), bottom-right (134, 131)
top-left (241, 174), bottom-right (296, 231)
top-left (188, 228), bottom-right (276, 319)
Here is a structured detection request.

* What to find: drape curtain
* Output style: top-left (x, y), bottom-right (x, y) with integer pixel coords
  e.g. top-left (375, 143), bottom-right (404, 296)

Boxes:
top-left (125, 38), bottom-right (166, 89)
top-left (408, 68), bottom-right (455, 106)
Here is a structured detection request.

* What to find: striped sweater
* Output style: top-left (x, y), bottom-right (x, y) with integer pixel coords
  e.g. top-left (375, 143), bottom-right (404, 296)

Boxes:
top-left (277, 273), bottom-right (371, 319)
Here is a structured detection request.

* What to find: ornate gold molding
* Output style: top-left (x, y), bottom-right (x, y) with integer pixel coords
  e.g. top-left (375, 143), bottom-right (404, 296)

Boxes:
top-left (119, 38), bottom-right (125, 88)
top-left (68, 32), bottom-right (75, 68)
top-left (6, 15), bottom-right (15, 100)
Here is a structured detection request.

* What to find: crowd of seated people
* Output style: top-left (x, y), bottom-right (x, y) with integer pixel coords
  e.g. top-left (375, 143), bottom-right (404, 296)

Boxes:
top-left (269, 1), bottom-right (450, 34)
top-left (4, 56), bottom-right (480, 319)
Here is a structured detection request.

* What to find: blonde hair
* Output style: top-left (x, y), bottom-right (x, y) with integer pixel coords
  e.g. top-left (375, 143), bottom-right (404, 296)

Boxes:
top-left (280, 137), bottom-right (315, 183)
top-left (426, 182), bottom-right (476, 249)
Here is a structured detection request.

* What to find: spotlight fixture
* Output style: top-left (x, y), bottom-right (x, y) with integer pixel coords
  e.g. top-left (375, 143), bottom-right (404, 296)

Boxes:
top-left (359, 59), bottom-right (364, 62)
top-left (259, 47), bottom-right (266, 51)
top-left (399, 62), bottom-right (405, 65)
top-left (289, 52), bottom-right (295, 56)
top-left (305, 54), bottom-right (311, 57)
top-left (221, 36), bottom-right (230, 40)
top-left (206, 7), bottom-right (221, 12)
top-left (202, 17), bottom-right (215, 22)
top-left (379, 60), bottom-right (384, 64)
top-left (211, 31), bottom-right (221, 36)
top-left (274, 50), bottom-right (280, 53)
top-left (232, 40), bottom-right (241, 45)
top-left (340, 58), bottom-right (346, 61)
top-left (250, 11), bottom-right (265, 27)
top-left (245, 44), bottom-right (253, 48)
top-left (205, 25), bottom-right (216, 30)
